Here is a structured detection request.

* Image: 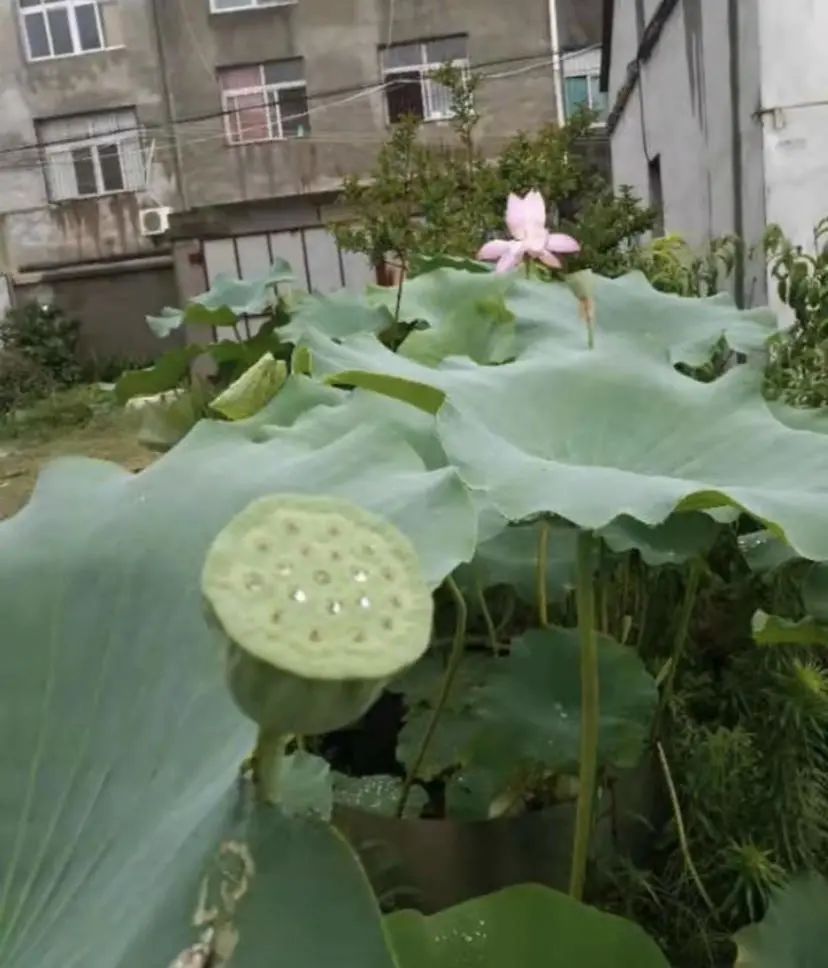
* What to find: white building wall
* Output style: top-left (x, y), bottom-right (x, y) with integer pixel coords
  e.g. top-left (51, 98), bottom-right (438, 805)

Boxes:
top-left (759, 1), bottom-right (828, 254)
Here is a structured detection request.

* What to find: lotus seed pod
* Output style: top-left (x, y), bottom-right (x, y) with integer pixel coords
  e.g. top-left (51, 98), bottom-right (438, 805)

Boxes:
top-left (202, 494), bottom-right (433, 735)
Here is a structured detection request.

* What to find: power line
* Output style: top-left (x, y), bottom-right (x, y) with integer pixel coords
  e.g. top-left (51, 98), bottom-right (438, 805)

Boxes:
top-left (0, 47), bottom-right (571, 159)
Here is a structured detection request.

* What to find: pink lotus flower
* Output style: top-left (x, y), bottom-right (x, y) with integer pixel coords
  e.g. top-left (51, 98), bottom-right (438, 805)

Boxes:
top-left (477, 190), bottom-right (580, 273)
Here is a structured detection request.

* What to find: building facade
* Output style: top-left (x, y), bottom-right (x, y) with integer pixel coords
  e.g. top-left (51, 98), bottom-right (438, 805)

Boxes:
top-left (0, 0), bottom-right (602, 361)
top-left (603, 0), bottom-right (828, 314)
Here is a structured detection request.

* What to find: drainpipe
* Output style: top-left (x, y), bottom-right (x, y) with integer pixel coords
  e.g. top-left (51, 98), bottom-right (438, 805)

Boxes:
top-left (548, 0), bottom-right (566, 125)
top-left (150, 0), bottom-right (189, 211)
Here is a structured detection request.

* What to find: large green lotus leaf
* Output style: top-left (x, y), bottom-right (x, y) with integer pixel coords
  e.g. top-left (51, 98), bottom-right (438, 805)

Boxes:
top-left (368, 267), bottom-right (515, 330)
top-left (458, 520), bottom-right (580, 604)
top-left (752, 611), bottom-right (828, 647)
top-left (432, 354), bottom-right (828, 560)
top-left (147, 262), bottom-right (293, 336)
top-left (281, 290), bottom-right (393, 342)
top-left (471, 627), bottom-right (657, 775)
top-left (734, 872), bottom-right (828, 967)
top-left (801, 564), bottom-right (828, 622)
top-left (739, 529), bottom-right (801, 573)
top-left (245, 374), bottom-right (346, 431)
top-left (599, 511), bottom-right (721, 566)
top-left (507, 270), bottom-right (774, 365)
top-left (0, 409), bottom-right (476, 965)
top-left (396, 707), bottom-right (480, 781)
top-left (333, 773), bottom-right (428, 819)
top-left (114, 344), bottom-right (204, 403)
top-left (386, 883), bottom-right (670, 967)
top-left (209, 352), bottom-right (288, 421)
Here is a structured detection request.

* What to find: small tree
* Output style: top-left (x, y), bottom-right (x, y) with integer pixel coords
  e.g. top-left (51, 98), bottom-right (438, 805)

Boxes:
top-left (334, 66), bottom-right (656, 280)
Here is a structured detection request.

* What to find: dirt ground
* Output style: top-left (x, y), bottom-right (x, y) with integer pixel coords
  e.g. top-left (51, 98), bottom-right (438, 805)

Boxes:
top-left (0, 418), bottom-right (154, 520)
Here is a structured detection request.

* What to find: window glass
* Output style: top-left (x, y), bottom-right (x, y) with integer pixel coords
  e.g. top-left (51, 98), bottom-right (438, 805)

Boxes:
top-left (46, 8), bottom-right (73, 55)
top-left (386, 70), bottom-right (424, 123)
top-left (76, 3), bottom-right (102, 50)
top-left (72, 146), bottom-right (98, 196)
top-left (565, 75), bottom-right (589, 115)
top-left (98, 142), bottom-right (124, 191)
top-left (24, 11), bottom-right (51, 57)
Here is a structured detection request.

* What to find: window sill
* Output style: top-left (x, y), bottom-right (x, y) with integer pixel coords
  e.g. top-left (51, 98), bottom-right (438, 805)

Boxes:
top-left (210, 1), bottom-right (297, 13)
top-left (48, 188), bottom-right (140, 204)
top-left (225, 135), bottom-right (310, 147)
top-left (27, 45), bottom-right (125, 65)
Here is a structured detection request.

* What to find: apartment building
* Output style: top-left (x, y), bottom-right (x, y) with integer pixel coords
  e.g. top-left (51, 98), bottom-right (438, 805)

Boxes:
top-left (0, 0), bottom-right (602, 362)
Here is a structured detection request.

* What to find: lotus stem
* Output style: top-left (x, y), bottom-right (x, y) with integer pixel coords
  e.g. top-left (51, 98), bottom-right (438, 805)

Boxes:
top-left (569, 529), bottom-right (599, 900)
top-left (254, 727), bottom-right (288, 805)
top-left (476, 578), bottom-right (500, 655)
top-left (397, 575), bottom-right (467, 817)
top-left (537, 520), bottom-right (550, 627)
top-left (660, 558), bottom-right (702, 714)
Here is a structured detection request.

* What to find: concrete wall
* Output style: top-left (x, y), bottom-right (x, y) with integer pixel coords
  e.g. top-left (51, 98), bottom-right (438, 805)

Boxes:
top-left (15, 263), bottom-right (181, 365)
top-left (0, 0), bottom-right (180, 272)
top-left (759, 1), bottom-right (828, 255)
top-left (557, 0), bottom-right (604, 50)
top-left (157, 0), bottom-right (559, 209)
top-left (606, 0), bottom-right (766, 305)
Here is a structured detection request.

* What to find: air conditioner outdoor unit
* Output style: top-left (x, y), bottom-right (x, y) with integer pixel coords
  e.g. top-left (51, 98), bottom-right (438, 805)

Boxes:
top-left (139, 206), bottom-right (172, 237)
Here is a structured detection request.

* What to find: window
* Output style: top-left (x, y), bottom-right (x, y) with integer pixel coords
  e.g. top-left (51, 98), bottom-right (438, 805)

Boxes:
top-left (219, 60), bottom-right (310, 145)
top-left (18, 0), bottom-right (122, 61)
top-left (210, 0), bottom-right (295, 10)
top-left (648, 154), bottom-right (665, 237)
top-left (564, 72), bottom-right (608, 123)
top-left (38, 109), bottom-right (145, 201)
top-left (382, 36), bottom-right (469, 123)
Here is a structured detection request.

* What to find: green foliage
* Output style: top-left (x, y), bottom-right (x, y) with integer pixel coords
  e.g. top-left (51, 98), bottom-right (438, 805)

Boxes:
top-left (0, 349), bottom-right (55, 416)
top-left (8, 227), bottom-right (828, 965)
top-left (334, 70), bottom-right (655, 279)
top-left (386, 884), bottom-right (670, 967)
top-left (764, 220), bottom-right (828, 407)
top-left (734, 872), bottom-right (828, 967)
top-left (0, 301), bottom-right (81, 388)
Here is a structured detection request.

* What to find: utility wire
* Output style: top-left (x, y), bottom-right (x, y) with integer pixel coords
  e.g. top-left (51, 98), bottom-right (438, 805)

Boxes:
top-left (0, 47), bottom-right (588, 160)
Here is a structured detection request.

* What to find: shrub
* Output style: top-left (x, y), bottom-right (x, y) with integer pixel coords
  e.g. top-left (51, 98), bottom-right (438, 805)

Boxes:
top-left (0, 348), bottom-right (55, 415)
top-left (0, 301), bottom-right (81, 388)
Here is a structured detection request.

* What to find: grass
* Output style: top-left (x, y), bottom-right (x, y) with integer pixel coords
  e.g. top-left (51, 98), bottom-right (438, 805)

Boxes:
top-left (0, 386), bottom-right (154, 521)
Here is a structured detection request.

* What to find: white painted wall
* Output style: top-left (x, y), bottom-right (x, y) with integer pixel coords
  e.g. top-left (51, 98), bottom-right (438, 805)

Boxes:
top-left (759, 0), bottom-right (828, 254)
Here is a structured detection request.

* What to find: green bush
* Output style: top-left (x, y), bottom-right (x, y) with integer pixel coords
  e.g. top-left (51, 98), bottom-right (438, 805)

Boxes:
top-left (0, 348), bottom-right (55, 415)
top-left (0, 301), bottom-right (81, 389)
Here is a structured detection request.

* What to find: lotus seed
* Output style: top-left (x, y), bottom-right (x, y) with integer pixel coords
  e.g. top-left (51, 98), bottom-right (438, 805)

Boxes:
top-left (285, 520), bottom-right (299, 534)
top-left (358, 596), bottom-right (371, 609)
top-left (391, 595), bottom-right (402, 609)
top-left (328, 525), bottom-right (341, 537)
top-left (382, 568), bottom-right (395, 580)
top-left (276, 563), bottom-right (292, 577)
top-left (290, 588), bottom-right (308, 603)
top-left (382, 618), bottom-right (394, 631)
top-left (354, 631), bottom-right (366, 643)
top-left (353, 569), bottom-right (368, 583)
top-left (244, 573), bottom-right (264, 591)
top-left (362, 544), bottom-right (375, 556)
top-left (314, 570), bottom-right (332, 585)
top-left (331, 550), bottom-right (342, 561)
top-left (310, 629), bottom-right (322, 642)
top-left (328, 600), bottom-right (343, 615)
top-left (271, 610), bottom-right (282, 624)
top-left (257, 541), bottom-right (270, 552)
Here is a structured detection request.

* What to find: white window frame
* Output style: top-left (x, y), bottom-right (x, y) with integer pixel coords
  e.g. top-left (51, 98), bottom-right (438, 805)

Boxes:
top-left (382, 39), bottom-right (469, 123)
top-left (39, 110), bottom-right (146, 202)
top-left (18, 0), bottom-right (120, 63)
top-left (220, 63), bottom-right (309, 146)
top-left (209, 0), bottom-right (297, 12)
top-left (564, 70), bottom-right (608, 125)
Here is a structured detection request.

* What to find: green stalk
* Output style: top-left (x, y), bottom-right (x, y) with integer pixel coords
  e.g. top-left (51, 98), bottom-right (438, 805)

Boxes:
top-left (476, 578), bottom-right (500, 655)
top-left (254, 727), bottom-right (288, 805)
top-left (660, 558), bottom-right (702, 713)
top-left (397, 576), bottom-right (467, 817)
top-left (537, 519), bottom-right (550, 627)
top-left (569, 530), bottom-right (599, 900)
